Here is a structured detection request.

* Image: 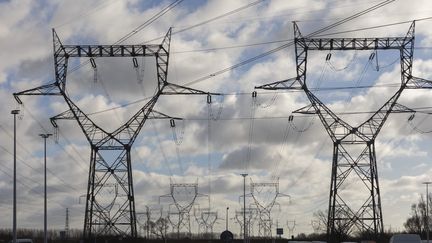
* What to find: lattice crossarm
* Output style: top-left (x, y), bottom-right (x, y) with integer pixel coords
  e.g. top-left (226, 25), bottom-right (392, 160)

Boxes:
top-left (108, 96), bottom-right (159, 147)
top-left (254, 77), bottom-right (303, 90)
top-left (292, 104), bottom-right (316, 114)
top-left (306, 91), bottom-right (358, 142)
top-left (406, 76), bottom-right (432, 89)
top-left (60, 44), bottom-right (161, 57)
top-left (162, 83), bottom-right (222, 95)
top-left (357, 90), bottom-right (405, 140)
top-left (50, 109), bottom-right (75, 128)
top-left (13, 82), bottom-right (62, 104)
top-left (61, 95), bottom-right (113, 145)
top-left (303, 37), bottom-right (405, 51)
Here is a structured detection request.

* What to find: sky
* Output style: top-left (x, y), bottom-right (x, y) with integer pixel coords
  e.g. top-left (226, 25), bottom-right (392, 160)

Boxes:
top-left (1, 0), bottom-right (432, 238)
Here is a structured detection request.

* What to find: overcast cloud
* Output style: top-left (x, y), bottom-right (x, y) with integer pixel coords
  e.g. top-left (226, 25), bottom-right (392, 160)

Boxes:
top-left (1, 0), bottom-right (432, 236)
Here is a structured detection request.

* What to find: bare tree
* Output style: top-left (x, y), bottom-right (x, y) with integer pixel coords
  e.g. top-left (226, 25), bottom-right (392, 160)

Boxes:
top-left (151, 217), bottom-right (169, 240)
top-left (404, 194), bottom-right (432, 234)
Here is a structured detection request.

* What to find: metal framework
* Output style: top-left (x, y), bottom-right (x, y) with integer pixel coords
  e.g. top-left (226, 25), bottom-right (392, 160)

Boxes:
top-left (14, 28), bottom-right (218, 238)
top-left (194, 207), bottom-right (219, 238)
top-left (234, 207), bottom-right (257, 238)
top-left (160, 180), bottom-right (205, 238)
top-left (256, 21), bottom-right (432, 240)
top-left (249, 178), bottom-right (288, 238)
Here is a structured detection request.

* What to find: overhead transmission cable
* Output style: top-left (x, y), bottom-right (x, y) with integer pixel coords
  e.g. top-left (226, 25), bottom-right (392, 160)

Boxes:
top-left (0, 111), bottom-right (82, 193)
top-left (65, 0), bottom-right (184, 75)
top-left (181, 0), bottom-right (396, 87)
top-left (142, 0), bottom-right (265, 44)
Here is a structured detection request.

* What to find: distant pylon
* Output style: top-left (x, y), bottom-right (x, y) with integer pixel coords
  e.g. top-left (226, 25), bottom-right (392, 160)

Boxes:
top-left (65, 208), bottom-right (69, 239)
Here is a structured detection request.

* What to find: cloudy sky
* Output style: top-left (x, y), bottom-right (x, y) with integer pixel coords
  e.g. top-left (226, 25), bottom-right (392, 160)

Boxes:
top-left (1, 0), bottom-right (432, 237)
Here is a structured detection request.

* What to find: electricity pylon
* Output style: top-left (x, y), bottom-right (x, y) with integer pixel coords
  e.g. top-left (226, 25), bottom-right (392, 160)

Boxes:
top-left (14, 28), bottom-right (218, 238)
top-left (249, 178), bottom-right (289, 238)
top-left (256, 21), bottom-right (432, 241)
top-left (194, 207), bottom-right (218, 238)
top-left (160, 180), bottom-right (206, 238)
top-left (234, 207), bottom-right (257, 238)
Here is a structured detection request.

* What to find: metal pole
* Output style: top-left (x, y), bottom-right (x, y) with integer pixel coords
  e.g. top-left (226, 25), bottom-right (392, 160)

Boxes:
top-left (241, 174), bottom-right (247, 243)
top-left (11, 110), bottom-right (19, 243)
top-left (40, 134), bottom-right (52, 243)
top-left (226, 207), bottom-right (229, 230)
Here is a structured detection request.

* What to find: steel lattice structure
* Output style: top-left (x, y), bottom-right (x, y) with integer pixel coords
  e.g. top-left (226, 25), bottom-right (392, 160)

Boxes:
top-left (256, 21), bottom-right (432, 241)
top-left (160, 181), bottom-right (206, 238)
top-left (194, 207), bottom-right (218, 238)
top-left (14, 28), bottom-right (218, 238)
top-left (234, 207), bottom-right (257, 238)
top-left (249, 178), bottom-right (288, 238)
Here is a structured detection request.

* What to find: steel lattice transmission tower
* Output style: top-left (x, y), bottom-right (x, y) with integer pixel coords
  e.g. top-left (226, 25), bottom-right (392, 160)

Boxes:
top-left (14, 28), bottom-right (218, 238)
top-left (256, 21), bottom-right (432, 240)
top-left (194, 207), bottom-right (218, 238)
top-left (160, 180), bottom-right (206, 238)
top-left (249, 178), bottom-right (288, 238)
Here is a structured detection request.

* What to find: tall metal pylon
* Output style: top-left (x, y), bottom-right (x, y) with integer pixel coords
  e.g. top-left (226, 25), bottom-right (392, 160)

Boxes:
top-left (249, 178), bottom-right (288, 238)
top-left (160, 180), bottom-right (206, 238)
top-left (234, 207), bottom-right (257, 238)
top-left (14, 28), bottom-right (218, 238)
top-left (194, 207), bottom-right (218, 238)
top-left (256, 21), bottom-right (432, 241)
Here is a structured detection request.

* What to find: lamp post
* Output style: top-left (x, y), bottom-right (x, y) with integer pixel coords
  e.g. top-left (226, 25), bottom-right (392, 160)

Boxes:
top-left (226, 207), bottom-right (229, 230)
top-left (40, 133), bottom-right (52, 243)
top-left (241, 173), bottom-right (247, 243)
top-left (11, 109), bottom-right (19, 243)
top-left (424, 182), bottom-right (432, 243)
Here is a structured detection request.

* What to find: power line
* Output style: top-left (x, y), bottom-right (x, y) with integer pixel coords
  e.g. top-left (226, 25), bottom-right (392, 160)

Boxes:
top-left (180, 0), bottom-right (396, 87)
top-left (142, 0), bottom-right (266, 44)
top-left (84, 83), bottom-right (403, 116)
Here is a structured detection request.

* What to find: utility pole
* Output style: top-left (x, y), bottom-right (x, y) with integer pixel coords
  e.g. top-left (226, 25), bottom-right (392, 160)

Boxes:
top-left (424, 182), bottom-right (432, 243)
top-left (226, 207), bottom-right (229, 230)
top-left (40, 133), bottom-right (52, 243)
top-left (11, 109), bottom-right (19, 243)
top-left (241, 174), bottom-right (247, 243)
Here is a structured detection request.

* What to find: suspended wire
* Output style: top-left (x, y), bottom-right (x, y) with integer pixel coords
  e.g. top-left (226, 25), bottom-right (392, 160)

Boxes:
top-left (55, 0), bottom-right (184, 81)
top-left (0, 164), bottom-right (82, 214)
top-left (56, 129), bottom-right (89, 173)
top-left (116, 0), bottom-right (184, 44)
top-left (326, 51), bottom-right (358, 72)
top-left (150, 119), bottom-right (174, 177)
top-left (181, 0), bottom-right (396, 87)
top-left (170, 119), bottom-right (185, 175)
top-left (245, 93), bottom-right (258, 172)
top-left (0, 109), bottom-right (82, 193)
top-left (314, 16), bottom-right (432, 37)
top-left (53, 0), bottom-right (118, 29)
top-left (142, 0), bottom-right (266, 44)
top-left (254, 92), bottom-right (279, 109)
top-left (207, 101), bottom-right (212, 208)
top-left (269, 118), bottom-right (292, 181)
top-left (408, 114), bottom-right (432, 134)
top-left (84, 83), bottom-right (404, 117)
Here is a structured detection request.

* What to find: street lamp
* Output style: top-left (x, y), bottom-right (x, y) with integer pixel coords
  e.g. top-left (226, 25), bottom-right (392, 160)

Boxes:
top-left (424, 182), bottom-right (432, 243)
top-left (40, 133), bottom-right (52, 243)
top-left (11, 109), bottom-right (19, 243)
top-left (226, 207), bottom-right (229, 230)
top-left (240, 173), bottom-right (247, 243)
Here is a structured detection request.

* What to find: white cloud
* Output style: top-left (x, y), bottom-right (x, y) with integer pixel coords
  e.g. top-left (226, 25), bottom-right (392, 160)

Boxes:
top-left (2, 0), bottom-right (432, 237)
